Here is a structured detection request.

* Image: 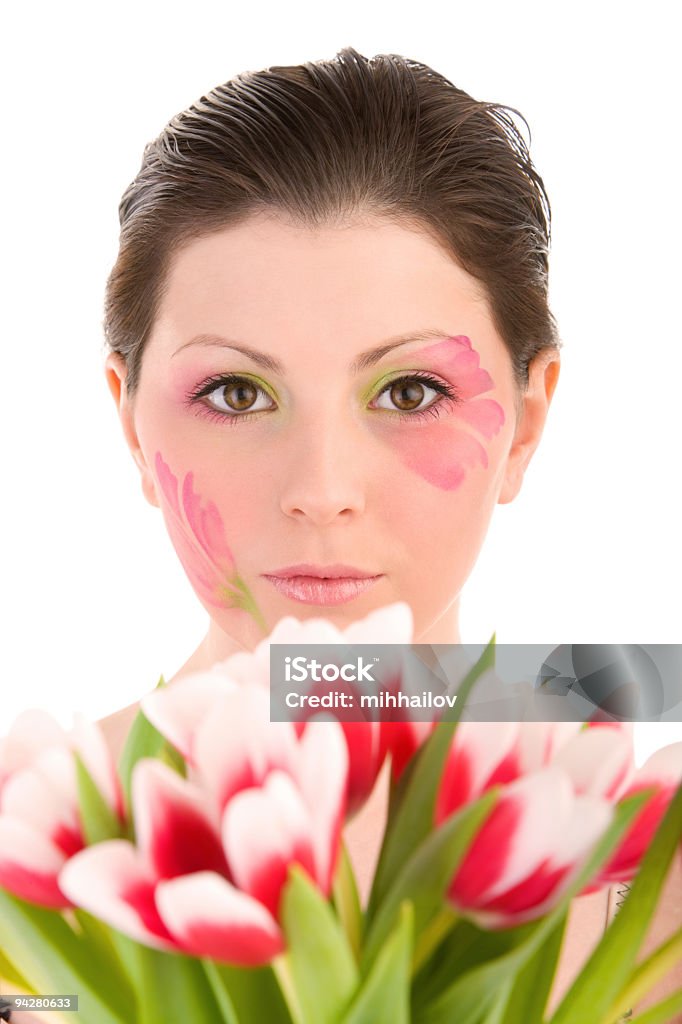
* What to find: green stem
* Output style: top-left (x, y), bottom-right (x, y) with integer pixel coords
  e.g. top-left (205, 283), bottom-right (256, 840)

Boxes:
top-left (412, 905), bottom-right (459, 975)
top-left (602, 927), bottom-right (682, 1024)
top-left (331, 840), bottom-right (363, 964)
top-left (200, 960), bottom-right (239, 1024)
top-left (228, 575), bottom-right (269, 636)
top-left (272, 954), bottom-right (305, 1024)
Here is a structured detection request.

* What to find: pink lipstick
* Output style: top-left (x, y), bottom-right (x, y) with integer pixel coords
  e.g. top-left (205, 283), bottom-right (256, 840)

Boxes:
top-left (262, 564), bottom-right (383, 605)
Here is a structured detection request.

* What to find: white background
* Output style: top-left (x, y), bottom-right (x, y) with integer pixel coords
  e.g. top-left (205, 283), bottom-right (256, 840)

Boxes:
top-left (1, 1), bottom-right (679, 766)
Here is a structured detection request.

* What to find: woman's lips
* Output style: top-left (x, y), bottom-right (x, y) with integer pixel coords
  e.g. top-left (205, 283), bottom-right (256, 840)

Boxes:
top-left (262, 574), bottom-right (383, 605)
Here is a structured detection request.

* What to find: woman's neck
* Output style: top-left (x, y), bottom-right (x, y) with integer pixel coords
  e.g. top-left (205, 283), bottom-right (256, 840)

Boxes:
top-left (170, 595), bottom-right (463, 688)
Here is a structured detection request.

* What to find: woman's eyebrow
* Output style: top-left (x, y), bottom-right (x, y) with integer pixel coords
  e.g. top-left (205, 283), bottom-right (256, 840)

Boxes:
top-left (172, 328), bottom-right (452, 374)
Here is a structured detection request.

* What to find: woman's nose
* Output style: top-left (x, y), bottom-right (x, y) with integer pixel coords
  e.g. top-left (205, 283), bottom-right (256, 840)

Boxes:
top-left (278, 409), bottom-right (368, 525)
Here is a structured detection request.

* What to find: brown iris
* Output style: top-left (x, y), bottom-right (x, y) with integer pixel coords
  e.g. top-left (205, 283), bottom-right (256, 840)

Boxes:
top-left (222, 380), bottom-right (258, 411)
top-left (390, 379), bottom-right (425, 411)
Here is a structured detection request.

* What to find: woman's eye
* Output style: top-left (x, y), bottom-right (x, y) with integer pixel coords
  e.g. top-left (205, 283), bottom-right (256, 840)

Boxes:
top-left (198, 376), bottom-right (276, 416)
top-left (372, 376), bottom-right (443, 415)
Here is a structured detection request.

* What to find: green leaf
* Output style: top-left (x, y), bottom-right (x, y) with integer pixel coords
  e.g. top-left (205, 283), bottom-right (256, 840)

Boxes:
top-left (480, 979), bottom-right (515, 1024)
top-left (74, 753), bottom-right (125, 845)
top-left (412, 918), bottom-right (527, 1011)
top-left (211, 961), bottom-right (295, 1023)
top-left (495, 913), bottom-right (567, 1023)
top-left (604, 925), bottom-right (682, 1023)
top-left (362, 787), bottom-right (498, 972)
top-left (367, 633), bottom-right (496, 919)
top-left (280, 865), bottom-right (359, 1024)
top-left (332, 839), bottom-right (363, 963)
top-left (416, 788), bottom-right (651, 1024)
top-left (117, 674), bottom-right (186, 822)
top-left (341, 902), bottom-right (413, 1024)
top-left (70, 909), bottom-right (136, 996)
top-left (626, 986), bottom-right (682, 1024)
top-left (0, 944), bottom-right (33, 992)
top-left (200, 959), bottom-right (239, 1024)
top-left (549, 779), bottom-right (682, 1024)
top-left (0, 891), bottom-right (134, 1023)
top-left (128, 942), bottom-right (229, 1024)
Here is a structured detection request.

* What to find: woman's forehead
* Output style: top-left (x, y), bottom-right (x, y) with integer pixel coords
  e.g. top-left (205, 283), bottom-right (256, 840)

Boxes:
top-left (148, 215), bottom-right (500, 369)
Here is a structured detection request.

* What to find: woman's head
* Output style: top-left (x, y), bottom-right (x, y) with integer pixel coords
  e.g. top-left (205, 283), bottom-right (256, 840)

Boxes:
top-left (105, 47), bottom-right (561, 649)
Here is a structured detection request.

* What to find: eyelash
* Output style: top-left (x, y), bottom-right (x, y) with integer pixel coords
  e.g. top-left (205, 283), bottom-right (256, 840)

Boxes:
top-left (184, 371), bottom-right (462, 426)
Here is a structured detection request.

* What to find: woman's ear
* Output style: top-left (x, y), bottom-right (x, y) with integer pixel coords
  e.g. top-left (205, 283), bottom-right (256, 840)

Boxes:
top-left (497, 349), bottom-right (561, 505)
top-left (104, 353), bottom-right (160, 509)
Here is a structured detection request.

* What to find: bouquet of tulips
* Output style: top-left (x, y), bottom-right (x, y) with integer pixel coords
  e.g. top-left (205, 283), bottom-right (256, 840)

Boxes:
top-left (1, 603), bottom-right (681, 1024)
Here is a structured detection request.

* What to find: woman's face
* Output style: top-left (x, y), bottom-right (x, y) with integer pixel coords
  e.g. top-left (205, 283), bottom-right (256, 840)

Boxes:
top-left (107, 212), bottom-right (557, 648)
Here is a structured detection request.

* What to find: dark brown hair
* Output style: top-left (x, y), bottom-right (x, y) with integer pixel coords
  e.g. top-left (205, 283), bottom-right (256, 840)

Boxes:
top-left (104, 46), bottom-right (561, 403)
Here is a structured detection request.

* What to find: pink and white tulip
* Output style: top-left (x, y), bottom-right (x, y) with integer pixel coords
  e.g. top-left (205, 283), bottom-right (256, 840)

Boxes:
top-left (445, 765), bottom-right (612, 928)
top-left (60, 687), bottom-right (348, 965)
top-left (592, 741), bottom-right (682, 886)
top-left (0, 710), bottom-right (124, 908)
top-left (436, 722), bottom-right (682, 928)
top-left (142, 601), bottom-right (416, 815)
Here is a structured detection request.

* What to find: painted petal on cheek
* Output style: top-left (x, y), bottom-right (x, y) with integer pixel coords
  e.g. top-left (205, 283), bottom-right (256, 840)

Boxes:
top-left (401, 427), bottom-right (487, 491)
top-left (155, 452), bottom-right (230, 607)
top-left (455, 398), bottom-right (506, 440)
top-left (405, 335), bottom-right (491, 400)
top-left (388, 335), bottom-right (507, 492)
top-left (182, 471), bottom-right (235, 569)
top-left (154, 451), bottom-right (261, 621)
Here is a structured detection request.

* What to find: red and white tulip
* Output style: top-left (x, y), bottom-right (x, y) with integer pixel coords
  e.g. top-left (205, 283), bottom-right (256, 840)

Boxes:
top-left (142, 601), bottom-right (416, 815)
top-left (0, 710), bottom-right (124, 908)
top-left (437, 721), bottom-right (681, 927)
top-left (60, 687), bottom-right (348, 965)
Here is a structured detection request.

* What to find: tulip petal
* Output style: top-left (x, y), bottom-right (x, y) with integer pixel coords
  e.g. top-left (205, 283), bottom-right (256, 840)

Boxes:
top-left (436, 723), bottom-right (520, 823)
top-left (516, 722), bottom-right (583, 773)
top-left (296, 720), bottom-right (348, 889)
top-left (478, 795), bottom-right (612, 926)
top-left (342, 602), bottom-right (414, 643)
top-left (0, 710), bottom-right (67, 788)
top-left (380, 719), bottom-right (430, 783)
top-left (194, 688), bottom-right (298, 810)
top-left (341, 720), bottom-right (382, 813)
top-left (638, 741), bottom-right (682, 783)
top-left (132, 759), bottom-right (229, 880)
top-left (0, 816), bottom-right (68, 908)
top-left (451, 767), bottom-right (572, 906)
top-left (70, 713), bottom-right (124, 818)
top-left (600, 782), bottom-right (676, 881)
top-left (156, 871), bottom-right (283, 965)
top-left (141, 673), bottom-right (237, 763)
top-left (1, 761), bottom-right (82, 857)
top-left (550, 726), bottom-right (635, 799)
top-left (223, 770), bottom-right (317, 917)
top-left (59, 839), bottom-right (177, 949)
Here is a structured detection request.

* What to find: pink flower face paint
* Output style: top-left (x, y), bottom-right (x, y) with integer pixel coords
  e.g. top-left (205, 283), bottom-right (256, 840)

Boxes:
top-left (372, 335), bottom-right (505, 491)
top-left (154, 451), bottom-right (266, 631)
